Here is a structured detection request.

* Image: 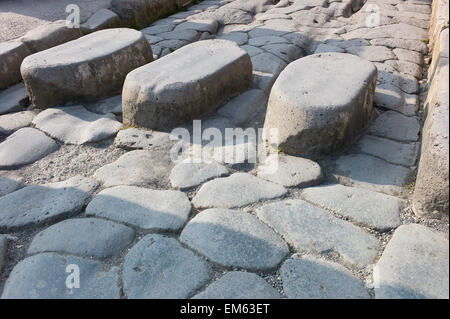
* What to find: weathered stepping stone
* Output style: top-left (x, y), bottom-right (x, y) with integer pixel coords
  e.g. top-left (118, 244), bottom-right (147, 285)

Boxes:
top-left (302, 184), bottom-right (402, 231)
top-left (28, 218), bottom-right (135, 258)
top-left (0, 127), bottom-right (58, 169)
top-left (114, 128), bottom-right (172, 150)
top-left (193, 271), bottom-right (281, 299)
top-left (0, 42), bottom-right (31, 90)
top-left (0, 175), bottom-right (22, 197)
top-left (85, 95), bottom-right (122, 114)
top-left (170, 161), bottom-right (229, 189)
top-left (0, 110), bottom-right (40, 135)
top-left (192, 173), bottom-right (287, 209)
top-left (375, 224), bottom-right (449, 299)
top-left (123, 39), bottom-right (251, 130)
top-left (368, 111), bottom-right (421, 142)
top-left (1, 252), bottom-right (120, 299)
top-left (333, 154), bottom-right (411, 195)
top-left (264, 52), bottom-right (377, 158)
top-left (180, 209), bottom-right (289, 270)
top-left (0, 83), bottom-right (29, 115)
top-left (94, 150), bottom-right (172, 188)
top-left (86, 186), bottom-right (191, 231)
top-left (257, 154), bottom-right (323, 187)
top-left (80, 9), bottom-right (122, 34)
top-left (123, 234), bottom-right (211, 299)
top-left (21, 28), bottom-right (153, 108)
top-left (0, 176), bottom-right (99, 231)
top-left (256, 199), bottom-right (379, 267)
top-left (351, 135), bottom-right (419, 167)
top-left (0, 234), bottom-right (7, 274)
top-left (280, 254), bottom-right (370, 299)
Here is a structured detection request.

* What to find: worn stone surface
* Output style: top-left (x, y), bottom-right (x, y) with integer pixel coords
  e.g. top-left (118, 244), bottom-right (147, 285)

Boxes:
top-left (0, 41), bottom-right (31, 90)
top-left (193, 271), bottom-right (281, 299)
top-left (114, 128), bottom-right (172, 150)
top-left (346, 45), bottom-right (396, 62)
top-left (180, 209), bottom-right (289, 270)
top-left (81, 9), bottom-right (122, 34)
top-left (0, 110), bottom-right (40, 135)
top-left (174, 19), bottom-right (219, 33)
top-left (170, 161), bottom-right (229, 189)
top-left (0, 83), bottom-right (29, 115)
top-left (375, 224), bottom-right (449, 299)
top-left (0, 176), bottom-right (23, 197)
top-left (218, 31), bottom-right (249, 45)
top-left (32, 106), bottom-right (122, 145)
top-left (256, 199), bottom-right (379, 267)
top-left (368, 111), bottom-right (421, 142)
top-left (374, 83), bottom-right (418, 116)
top-left (123, 234), bottom-right (211, 299)
top-left (86, 186), bottom-right (191, 231)
top-left (217, 89), bottom-right (267, 125)
top-left (0, 176), bottom-right (99, 231)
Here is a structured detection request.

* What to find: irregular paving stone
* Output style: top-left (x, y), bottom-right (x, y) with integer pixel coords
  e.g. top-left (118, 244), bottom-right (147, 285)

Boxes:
top-left (352, 134), bottom-right (419, 167)
top-left (174, 19), bottom-right (219, 33)
top-left (81, 9), bottom-right (122, 34)
top-left (193, 271), bottom-right (281, 299)
top-left (145, 34), bottom-right (164, 45)
top-left (192, 173), bottom-right (287, 209)
top-left (370, 38), bottom-right (428, 54)
top-left (123, 40), bottom-right (251, 130)
top-left (342, 23), bottom-right (428, 41)
top-left (368, 111), bottom-right (421, 142)
top-left (375, 224), bottom-right (449, 299)
top-left (376, 63), bottom-right (419, 94)
top-left (21, 28), bottom-right (153, 108)
top-left (0, 175), bottom-right (23, 197)
top-left (241, 44), bottom-right (264, 57)
top-left (0, 127), bottom-right (58, 169)
top-left (315, 43), bottom-right (345, 53)
top-left (193, 8), bottom-right (253, 25)
top-left (32, 106), bottom-right (122, 145)
top-left (86, 186), bottom-right (191, 231)
top-left (302, 184), bottom-right (402, 230)
top-left (180, 209), bottom-right (289, 270)
top-left (159, 29), bottom-right (198, 42)
top-left (248, 36), bottom-right (289, 47)
top-left (0, 83), bottom-right (29, 115)
top-left (385, 59), bottom-right (423, 79)
top-left (257, 154), bottom-right (323, 187)
top-left (94, 150), bottom-right (172, 188)
top-left (393, 48), bottom-right (423, 65)
top-left (1, 252), bottom-right (120, 299)
top-left (85, 95), bottom-right (122, 114)
top-left (217, 89), bottom-right (267, 125)
top-left (158, 39), bottom-right (190, 55)
top-left (281, 254), bottom-right (370, 299)
top-left (251, 51), bottom-right (287, 77)
top-left (0, 234), bottom-right (7, 274)
top-left (170, 161), bottom-right (229, 189)
top-left (0, 41), bottom-right (31, 90)
top-left (218, 31), bottom-right (249, 45)
top-left (141, 24), bottom-right (175, 35)
top-left (374, 83), bottom-right (418, 116)
top-left (0, 110), bottom-right (40, 135)
top-left (261, 43), bottom-right (303, 63)
top-left (123, 234), bottom-right (211, 299)
top-left (28, 218), bottom-right (135, 258)
top-left (346, 45), bottom-right (396, 62)
top-left (264, 53), bottom-right (377, 158)
top-left (256, 199), bottom-right (379, 267)
top-left (114, 128), bottom-right (172, 150)
top-left (0, 176), bottom-right (99, 231)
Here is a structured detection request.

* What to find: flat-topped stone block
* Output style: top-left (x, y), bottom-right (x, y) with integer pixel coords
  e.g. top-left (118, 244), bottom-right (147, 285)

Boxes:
top-left (21, 28), bottom-right (153, 108)
top-left (122, 39), bottom-right (252, 130)
top-left (264, 52), bottom-right (377, 158)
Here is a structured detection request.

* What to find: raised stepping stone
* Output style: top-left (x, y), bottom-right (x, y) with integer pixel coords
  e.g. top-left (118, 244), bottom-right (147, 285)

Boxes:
top-left (86, 186), bottom-right (191, 231)
top-left (368, 111), bottom-right (421, 142)
top-left (114, 128), bottom-right (172, 150)
top-left (0, 128), bottom-right (58, 169)
top-left (193, 271), bottom-right (281, 299)
top-left (32, 106), bottom-right (122, 145)
top-left (81, 9), bottom-right (122, 34)
top-left (0, 234), bottom-right (7, 274)
top-left (375, 224), bottom-right (449, 299)
top-left (0, 42), bottom-right (31, 90)
top-left (264, 53), bottom-right (377, 158)
top-left (281, 254), bottom-right (370, 299)
top-left (257, 154), bottom-right (323, 187)
top-left (180, 209), bottom-right (289, 270)
top-left (0, 83), bottom-right (29, 115)
top-left (0, 176), bottom-right (22, 197)
top-left (122, 39), bottom-right (251, 130)
top-left (0, 176), bottom-right (99, 231)
top-left (170, 161), bottom-right (229, 189)
top-left (346, 45), bottom-right (396, 62)
top-left (94, 150), bottom-right (172, 188)
top-left (1, 253), bottom-right (120, 299)
top-left (174, 19), bottom-right (219, 33)
top-left (21, 28), bottom-right (153, 108)
top-left (217, 89), bottom-right (267, 126)
top-left (0, 110), bottom-right (40, 135)
top-left (302, 184), bottom-right (402, 231)
top-left (352, 135), bottom-right (419, 167)
top-left (28, 218), bottom-right (135, 258)
top-left (192, 173), bottom-right (287, 209)
top-left (334, 154), bottom-right (411, 195)
top-left (123, 234), bottom-right (211, 299)
top-left (256, 199), bottom-right (379, 267)
top-left (85, 95), bottom-right (122, 114)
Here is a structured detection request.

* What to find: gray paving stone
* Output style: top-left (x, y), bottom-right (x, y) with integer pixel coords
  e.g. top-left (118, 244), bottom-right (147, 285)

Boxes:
top-left (241, 45), bottom-right (264, 57)
top-left (251, 52), bottom-right (287, 76)
top-left (248, 36), bottom-right (289, 47)
top-left (194, 8), bottom-right (253, 25)
top-left (375, 62), bottom-right (419, 94)
top-left (123, 234), bottom-right (211, 299)
top-left (370, 38), bottom-right (428, 54)
top-left (192, 173), bottom-right (287, 209)
top-left (174, 19), bottom-right (219, 33)
top-left (85, 95), bottom-right (122, 114)
top-left (375, 224), bottom-right (449, 299)
top-left (170, 161), bottom-right (229, 189)
top-left (393, 48), bottom-right (423, 65)
top-left (368, 111), bottom-right (421, 142)
top-left (86, 186), bottom-right (191, 231)
top-left (0, 176), bottom-right (99, 231)
top-left (0, 110), bottom-right (40, 135)
top-left (342, 23), bottom-right (428, 41)
top-left (159, 29), bottom-right (198, 42)
top-left (0, 176), bottom-right (22, 197)
top-left (218, 31), bottom-right (249, 45)
top-left (80, 9), bottom-right (122, 34)
top-left (302, 184), bottom-right (402, 231)
top-left (1, 252), bottom-right (120, 299)
top-left (180, 208), bottom-right (289, 270)
top-left (315, 43), bottom-right (345, 53)
top-left (114, 128), bottom-right (172, 150)
top-left (0, 127), bottom-right (58, 169)
top-left (145, 34), bottom-right (163, 45)
top-left (346, 45), bottom-right (396, 62)
top-left (193, 271), bottom-right (281, 299)
top-left (141, 24), bottom-right (175, 35)
top-left (256, 199), bottom-right (379, 267)
top-left (28, 218), bottom-right (135, 258)
top-left (0, 234), bottom-right (7, 274)
top-left (374, 83), bottom-right (418, 116)
top-left (217, 89), bottom-right (267, 125)
top-left (385, 59), bottom-right (423, 79)
top-left (0, 83), bottom-right (29, 115)
top-left (281, 254), bottom-right (370, 299)
top-left (261, 43), bottom-right (303, 63)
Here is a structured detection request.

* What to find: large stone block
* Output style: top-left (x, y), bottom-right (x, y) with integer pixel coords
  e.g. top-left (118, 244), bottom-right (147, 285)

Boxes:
top-left (123, 39), bottom-right (252, 130)
top-left (21, 28), bottom-right (153, 108)
top-left (0, 42), bottom-right (31, 90)
top-left (264, 52), bottom-right (377, 158)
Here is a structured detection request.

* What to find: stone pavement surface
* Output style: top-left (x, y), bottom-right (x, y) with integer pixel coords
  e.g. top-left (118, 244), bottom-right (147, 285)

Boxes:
top-left (0, 0), bottom-right (448, 299)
